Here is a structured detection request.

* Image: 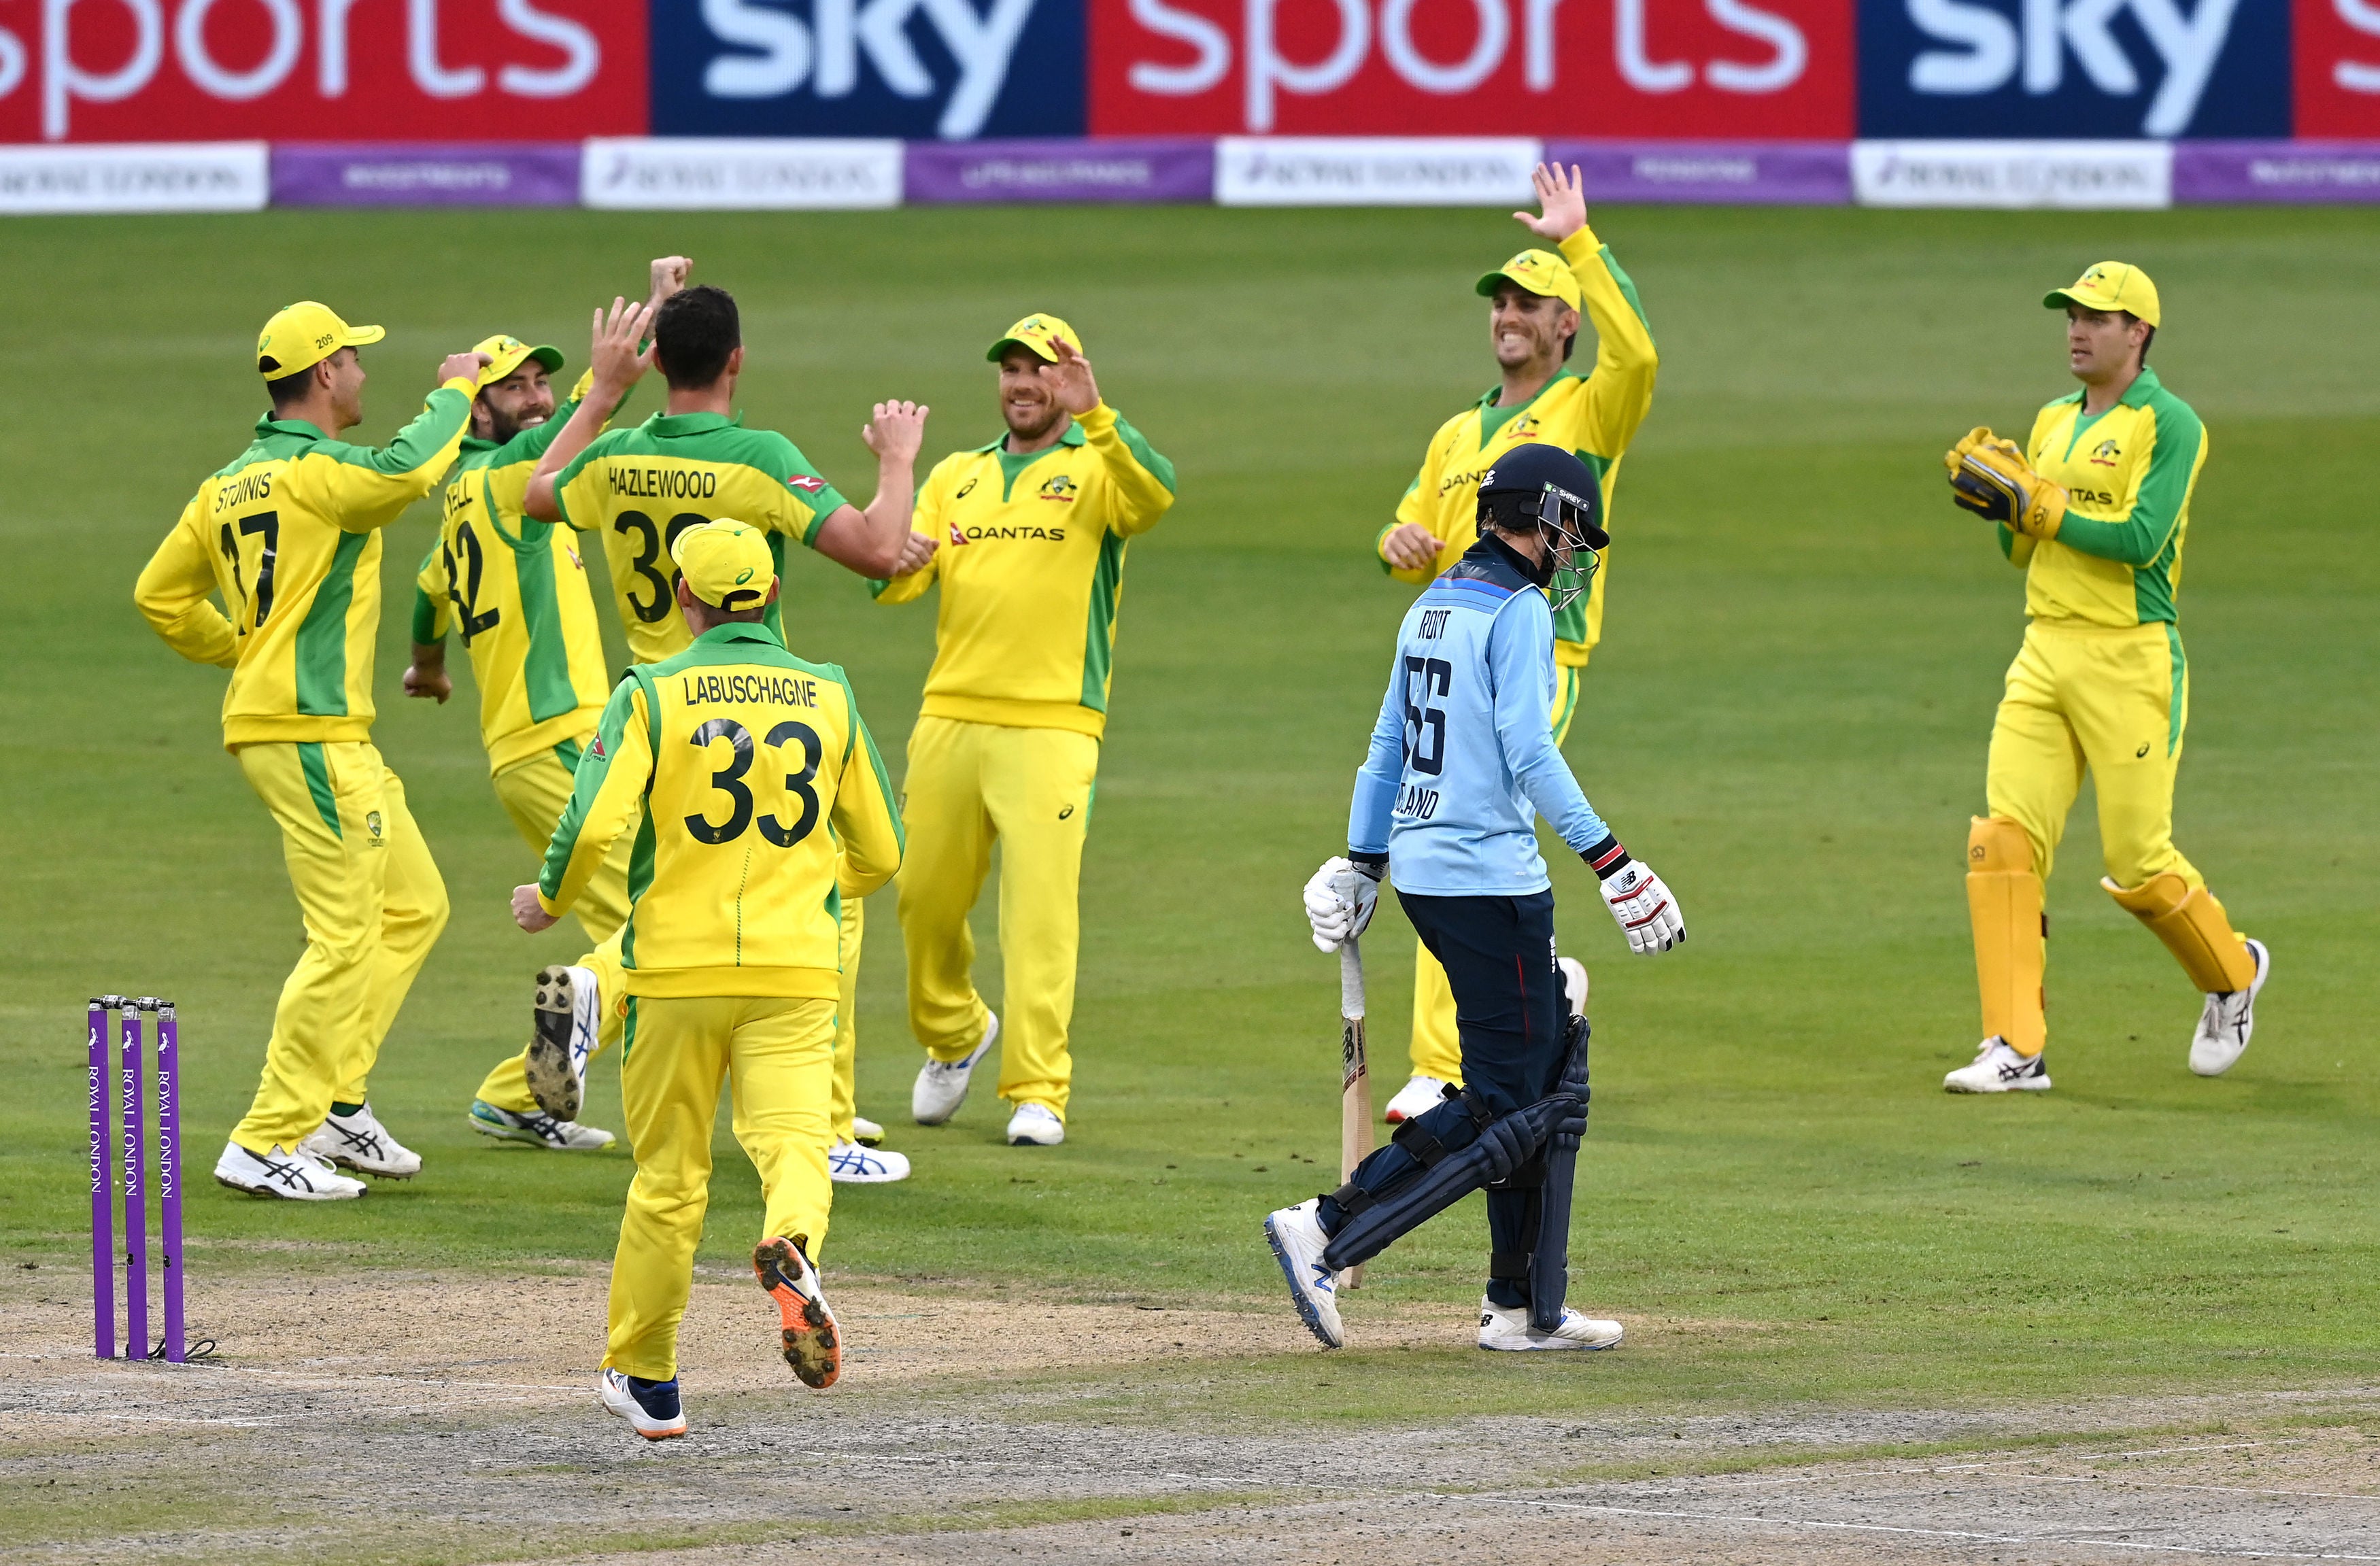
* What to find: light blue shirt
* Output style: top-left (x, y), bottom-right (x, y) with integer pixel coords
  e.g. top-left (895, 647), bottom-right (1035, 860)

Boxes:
top-left (1349, 542), bottom-right (1610, 897)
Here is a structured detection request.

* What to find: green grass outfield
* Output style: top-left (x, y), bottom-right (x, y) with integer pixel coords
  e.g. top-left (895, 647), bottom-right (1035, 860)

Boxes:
top-left (1, 203), bottom-right (2375, 1423)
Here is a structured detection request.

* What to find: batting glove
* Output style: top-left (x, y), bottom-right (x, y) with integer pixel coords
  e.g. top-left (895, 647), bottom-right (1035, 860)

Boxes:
top-left (1585, 842), bottom-right (1684, 955)
top-left (1303, 855), bottom-right (1381, 953)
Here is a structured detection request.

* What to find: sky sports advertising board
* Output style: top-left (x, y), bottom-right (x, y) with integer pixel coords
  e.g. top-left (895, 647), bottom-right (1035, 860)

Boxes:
top-left (1, 0), bottom-right (2376, 145)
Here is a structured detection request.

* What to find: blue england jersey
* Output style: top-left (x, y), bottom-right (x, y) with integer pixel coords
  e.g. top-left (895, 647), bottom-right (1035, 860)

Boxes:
top-left (1349, 537), bottom-right (1611, 897)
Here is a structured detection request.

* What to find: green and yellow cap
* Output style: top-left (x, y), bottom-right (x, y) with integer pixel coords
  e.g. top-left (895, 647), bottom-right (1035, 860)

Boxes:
top-left (256, 301), bottom-right (383, 377)
top-left (1476, 250), bottom-right (1580, 312)
top-left (987, 312), bottom-right (1082, 363)
top-left (672, 519), bottom-right (773, 612)
top-left (470, 333), bottom-right (565, 390)
top-left (2044, 262), bottom-right (2160, 328)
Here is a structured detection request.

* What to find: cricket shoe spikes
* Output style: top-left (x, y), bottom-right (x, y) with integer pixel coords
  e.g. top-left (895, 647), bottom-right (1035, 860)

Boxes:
top-left (1943, 1037), bottom-right (2052, 1093)
top-left (1383, 1075), bottom-right (1450, 1125)
top-left (598, 1368), bottom-right (687, 1440)
top-left (1263, 1199), bottom-right (1345, 1349)
top-left (1478, 1298), bottom-right (1623, 1352)
top-left (1005, 1102), bottom-right (1064, 1146)
top-left (213, 1138), bottom-right (366, 1201)
top-left (299, 1103), bottom-right (422, 1178)
top-left (754, 1236), bottom-right (841, 1389)
top-left (468, 1099), bottom-right (616, 1151)
top-left (2190, 938), bottom-right (2270, 1078)
top-left (528, 964), bottom-right (602, 1121)
top-left (828, 1140), bottom-right (911, 1183)
top-left (850, 1114), bottom-right (887, 1147)
top-left (911, 1013), bottom-right (998, 1125)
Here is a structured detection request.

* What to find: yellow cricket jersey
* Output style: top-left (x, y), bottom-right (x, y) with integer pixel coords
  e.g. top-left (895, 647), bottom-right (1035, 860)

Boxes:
top-left (552, 411), bottom-right (850, 666)
top-left (537, 624), bottom-right (903, 1000)
top-left (134, 384), bottom-right (476, 749)
top-left (871, 403), bottom-right (1176, 738)
top-left (413, 409), bottom-right (613, 775)
top-left (2011, 366), bottom-right (2209, 628)
top-left (1380, 226), bottom-right (1657, 666)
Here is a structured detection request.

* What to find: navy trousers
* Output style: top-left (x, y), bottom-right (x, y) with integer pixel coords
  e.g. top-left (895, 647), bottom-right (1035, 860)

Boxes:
top-left (1323, 889), bottom-right (1569, 1308)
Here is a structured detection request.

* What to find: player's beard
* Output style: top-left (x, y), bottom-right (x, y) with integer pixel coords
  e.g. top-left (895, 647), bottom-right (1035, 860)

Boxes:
top-left (1003, 396), bottom-right (1065, 445)
top-left (481, 407), bottom-right (548, 445)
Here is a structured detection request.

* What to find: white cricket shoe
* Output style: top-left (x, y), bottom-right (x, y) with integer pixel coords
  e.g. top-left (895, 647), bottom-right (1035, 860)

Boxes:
top-left (2190, 938), bottom-right (2270, 1078)
top-left (1478, 1298), bottom-right (1624, 1352)
top-left (851, 1114), bottom-right (886, 1147)
top-left (1559, 955), bottom-right (1589, 1019)
top-left (1943, 1037), bottom-right (2052, 1093)
top-left (299, 1103), bottom-right (423, 1178)
top-left (829, 1140), bottom-right (911, 1182)
top-left (214, 1138), bottom-right (366, 1201)
top-left (912, 1013), bottom-right (998, 1125)
top-left (528, 964), bottom-right (602, 1121)
top-left (1263, 1199), bottom-right (1344, 1349)
top-left (468, 1099), bottom-right (615, 1151)
top-left (598, 1367), bottom-right (687, 1440)
top-left (1383, 1075), bottom-right (1449, 1124)
top-left (1006, 1102), bottom-right (1065, 1146)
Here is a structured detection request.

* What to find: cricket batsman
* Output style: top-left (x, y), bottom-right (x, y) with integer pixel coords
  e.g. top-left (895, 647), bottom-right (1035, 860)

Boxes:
top-left (1272, 445), bottom-right (1684, 1352)
top-left (521, 283), bottom-right (931, 1181)
top-left (513, 520), bottom-right (904, 1440)
top-left (1943, 264), bottom-right (2268, 1093)
top-left (872, 315), bottom-right (1176, 1147)
top-left (134, 304), bottom-right (488, 1198)
top-left (1372, 163), bottom-right (1658, 1125)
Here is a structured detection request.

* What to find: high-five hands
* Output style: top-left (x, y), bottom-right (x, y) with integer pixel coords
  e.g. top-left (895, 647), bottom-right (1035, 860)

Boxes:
top-left (1041, 337), bottom-right (1102, 415)
top-left (587, 296), bottom-right (656, 407)
top-left (1512, 162), bottom-right (1588, 244)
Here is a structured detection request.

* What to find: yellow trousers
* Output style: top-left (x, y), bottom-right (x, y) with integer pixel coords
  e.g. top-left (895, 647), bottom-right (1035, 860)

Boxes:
top-left (232, 741), bottom-right (448, 1153)
top-left (1408, 664), bottom-right (1583, 1085)
top-left (1972, 619), bottom-right (2251, 1054)
top-left (607, 993), bottom-right (836, 1381)
top-left (896, 716), bottom-right (1098, 1119)
top-left (473, 740), bottom-right (632, 1116)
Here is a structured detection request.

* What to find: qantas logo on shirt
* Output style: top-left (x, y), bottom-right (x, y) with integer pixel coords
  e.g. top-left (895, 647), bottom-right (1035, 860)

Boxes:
top-left (788, 474), bottom-right (826, 494)
top-left (959, 524), bottom-right (1068, 541)
top-left (1437, 464), bottom-right (1493, 500)
top-left (2090, 439), bottom-right (2122, 467)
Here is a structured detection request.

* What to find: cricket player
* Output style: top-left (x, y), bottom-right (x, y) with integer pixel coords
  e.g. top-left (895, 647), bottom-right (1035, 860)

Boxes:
top-left (1373, 163), bottom-right (1659, 1124)
top-left (1943, 264), bottom-right (2268, 1093)
top-left (1274, 445), bottom-right (1684, 1352)
top-left (134, 303), bottom-right (488, 1199)
top-left (522, 284), bottom-right (930, 1181)
top-left (872, 315), bottom-right (1176, 1147)
top-left (513, 520), bottom-right (904, 1440)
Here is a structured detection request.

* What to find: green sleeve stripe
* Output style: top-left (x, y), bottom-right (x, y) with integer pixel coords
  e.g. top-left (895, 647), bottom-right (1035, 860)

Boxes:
top-left (1108, 413), bottom-right (1176, 496)
top-left (554, 736), bottom-right (583, 772)
top-left (850, 699), bottom-right (904, 856)
top-left (2058, 399), bottom-right (2203, 575)
top-left (621, 815), bottom-right (656, 970)
top-left (512, 506), bottom-right (578, 724)
top-left (1080, 530), bottom-right (1127, 713)
top-left (318, 386), bottom-right (470, 476)
top-left (298, 742), bottom-right (342, 837)
top-left (410, 586), bottom-right (444, 645)
top-left (1599, 245), bottom-right (1654, 338)
top-left (294, 531), bottom-right (369, 715)
top-left (2165, 624), bottom-right (2187, 756)
top-left (539, 677), bottom-right (639, 898)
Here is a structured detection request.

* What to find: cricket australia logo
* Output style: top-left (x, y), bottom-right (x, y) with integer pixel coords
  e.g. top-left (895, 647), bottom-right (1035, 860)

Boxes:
top-left (1505, 416), bottom-right (1542, 441)
top-left (2090, 439), bottom-right (2121, 467)
top-left (365, 811), bottom-right (384, 840)
top-left (1038, 474), bottom-right (1078, 503)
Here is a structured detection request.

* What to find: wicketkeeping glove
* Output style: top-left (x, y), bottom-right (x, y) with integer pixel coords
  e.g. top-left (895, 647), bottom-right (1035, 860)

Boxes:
top-left (1302, 855), bottom-right (1382, 953)
top-left (1947, 435), bottom-right (2066, 541)
top-left (1596, 857), bottom-right (1685, 955)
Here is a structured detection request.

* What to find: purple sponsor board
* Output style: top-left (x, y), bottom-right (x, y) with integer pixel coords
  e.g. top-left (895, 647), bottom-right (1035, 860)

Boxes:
top-left (1544, 140), bottom-right (1851, 205)
top-left (906, 139), bottom-right (1214, 204)
top-left (273, 144), bottom-right (581, 207)
top-left (2173, 141), bottom-right (2380, 203)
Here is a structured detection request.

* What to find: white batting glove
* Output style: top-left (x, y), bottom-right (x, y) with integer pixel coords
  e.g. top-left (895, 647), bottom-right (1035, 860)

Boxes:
top-left (1600, 860), bottom-right (1684, 955)
top-left (1302, 856), bottom-right (1381, 953)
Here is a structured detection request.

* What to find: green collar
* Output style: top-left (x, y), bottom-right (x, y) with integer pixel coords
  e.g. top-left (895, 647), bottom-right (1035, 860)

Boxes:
top-left (649, 410), bottom-right (745, 438)
top-left (254, 413), bottom-right (328, 441)
top-left (694, 622), bottom-right (784, 649)
top-left (971, 422), bottom-right (1089, 456)
top-left (458, 435), bottom-right (499, 455)
top-left (1477, 367), bottom-right (1577, 412)
top-left (2118, 365), bottom-right (2164, 409)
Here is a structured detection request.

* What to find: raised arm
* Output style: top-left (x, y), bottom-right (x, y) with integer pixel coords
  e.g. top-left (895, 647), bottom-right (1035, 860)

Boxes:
top-left (1038, 336), bottom-right (1175, 537)
top-left (811, 401), bottom-right (931, 579)
top-left (1515, 164), bottom-right (1657, 460)
top-left (133, 495), bottom-right (240, 668)
top-left (524, 297), bottom-right (654, 523)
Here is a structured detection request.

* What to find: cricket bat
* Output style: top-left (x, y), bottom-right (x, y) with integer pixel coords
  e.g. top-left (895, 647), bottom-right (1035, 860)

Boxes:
top-left (1337, 937), bottom-right (1372, 1291)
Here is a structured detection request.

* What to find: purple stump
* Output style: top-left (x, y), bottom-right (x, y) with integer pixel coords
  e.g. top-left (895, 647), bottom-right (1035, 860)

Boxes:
top-left (89, 999), bottom-right (114, 1361)
top-left (120, 1006), bottom-right (146, 1360)
top-left (154, 1002), bottom-right (183, 1363)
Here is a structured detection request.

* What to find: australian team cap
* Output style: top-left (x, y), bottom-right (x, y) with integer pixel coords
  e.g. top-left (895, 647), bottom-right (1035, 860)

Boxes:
top-left (2044, 262), bottom-right (2161, 328)
top-left (1475, 250), bottom-right (1581, 313)
top-left (673, 519), bottom-right (774, 612)
top-left (986, 312), bottom-right (1082, 364)
top-left (256, 301), bottom-right (384, 377)
top-left (470, 334), bottom-right (565, 390)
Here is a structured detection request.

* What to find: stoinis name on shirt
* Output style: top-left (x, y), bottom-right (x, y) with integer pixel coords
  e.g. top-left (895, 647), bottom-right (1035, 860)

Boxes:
top-left (679, 672), bottom-right (820, 709)
top-left (212, 469), bottom-right (275, 512)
